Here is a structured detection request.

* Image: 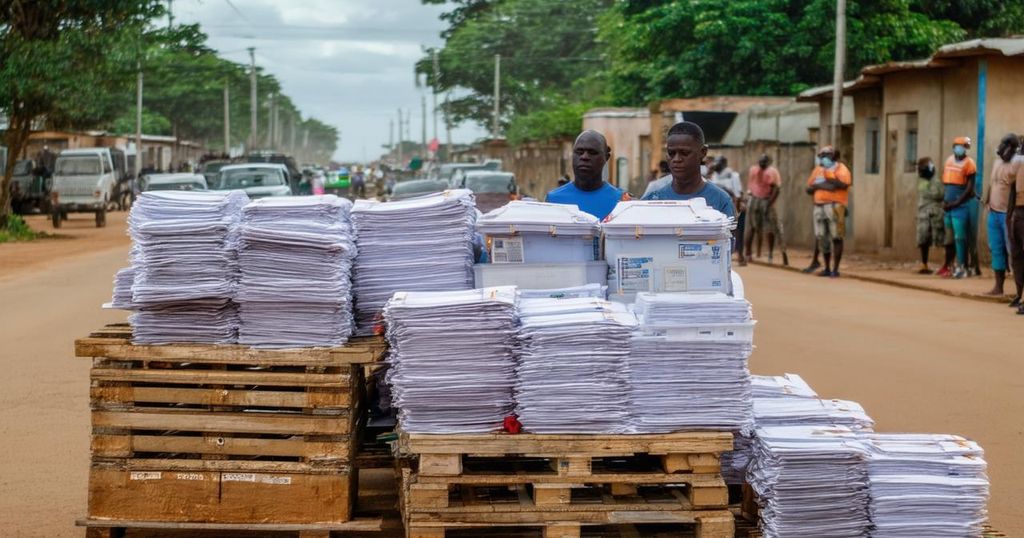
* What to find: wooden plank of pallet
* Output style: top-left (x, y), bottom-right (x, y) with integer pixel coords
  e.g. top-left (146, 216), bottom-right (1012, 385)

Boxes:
top-left (407, 481), bottom-right (728, 511)
top-left (406, 487), bottom-right (721, 514)
top-left (91, 367), bottom-right (353, 388)
top-left (403, 432), bottom-right (734, 456)
top-left (87, 466), bottom-right (355, 524)
top-left (76, 337), bottom-right (382, 365)
top-left (407, 508), bottom-right (734, 527)
top-left (91, 384), bottom-right (355, 410)
top-left (76, 516), bottom-right (383, 531)
top-left (414, 472), bottom-right (727, 487)
top-left (92, 408), bottom-right (355, 436)
top-left (92, 458), bottom-right (349, 473)
top-left (91, 433), bottom-right (353, 462)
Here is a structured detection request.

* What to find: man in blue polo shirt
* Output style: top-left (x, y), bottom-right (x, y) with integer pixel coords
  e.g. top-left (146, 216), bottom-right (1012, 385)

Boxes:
top-left (642, 121), bottom-right (735, 218)
top-left (546, 130), bottom-right (628, 220)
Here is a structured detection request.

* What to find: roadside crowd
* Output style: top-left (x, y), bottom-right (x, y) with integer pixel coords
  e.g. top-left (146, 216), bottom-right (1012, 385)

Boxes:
top-left (542, 122), bottom-right (1024, 317)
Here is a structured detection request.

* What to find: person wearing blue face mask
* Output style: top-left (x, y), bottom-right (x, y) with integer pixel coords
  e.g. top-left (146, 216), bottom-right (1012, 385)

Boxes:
top-left (941, 136), bottom-right (978, 279)
top-left (805, 146), bottom-right (852, 277)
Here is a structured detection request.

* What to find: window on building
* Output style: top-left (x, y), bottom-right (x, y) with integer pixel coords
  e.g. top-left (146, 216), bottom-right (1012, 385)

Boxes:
top-left (865, 118), bottom-right (880, 174)
top-left (905, 113), bottom-right (919, 173)
top-left (616, 157), bottom-right (629, 190)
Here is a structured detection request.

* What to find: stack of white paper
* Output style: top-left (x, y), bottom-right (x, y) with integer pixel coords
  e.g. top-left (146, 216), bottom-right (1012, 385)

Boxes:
top-left (351, 190), bottom-right (476, 335)
top-left (633, 292), bottom-right (751, 325)
top-left (628, 336), bottom-right (753, 433)
top-left (753, 398), bottom-right (875, 431)
top-left (108, 267), bottom-right (135, 309)
top-left (517, 283), bottom-right (607, 300)
top-left (751, 374), bottom-right (819, 399)
top-left (384, 287), bottom-right (517, 433)
top-left (748, 425), bottom-right (871, 538)
top-left (865, 433), bottom-right (988, 537)
top-left (515, 302), bottom-right (637, 433)
top-left (126, 190), bottom-right (249, 344)
top-left (723, 374), bottom-right (821, 483)
top-left (235, 195), bottom-right (356, 347)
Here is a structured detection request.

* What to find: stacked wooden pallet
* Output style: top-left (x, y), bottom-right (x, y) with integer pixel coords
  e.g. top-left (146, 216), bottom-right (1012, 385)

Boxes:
top-left (398, 431), bottom-right (736, 538)
top-left (76, 323), bottom-right (386, 538)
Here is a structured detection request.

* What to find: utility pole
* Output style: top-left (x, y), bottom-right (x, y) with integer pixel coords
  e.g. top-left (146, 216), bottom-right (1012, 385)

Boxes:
top-left (432, 51), bottom-right (440, 143)
top-left (492, 53), bottom-right (501, 139)
top-left (389, 119), bottom-right (394, 153)
top-left (135, 62), bottom-right (143, 178)
top-left (167, 0), bottom-right (174, 27)
top-left (289, 115), bottom-right (296, 155)
top-left (397, 108), bottom-right (404, 166)
top-left (830, 0), bottom-right (846, 147)
top-left (248, 47), bottom-right (257, 152)
top-left (445, 93), bottom-right (452, 162)
top-left (223, 80), bottom-right (230, 156)
top-left (421, 95), bottom-right (427, 156)
top-left (302, 129), bottom-right (309, 162)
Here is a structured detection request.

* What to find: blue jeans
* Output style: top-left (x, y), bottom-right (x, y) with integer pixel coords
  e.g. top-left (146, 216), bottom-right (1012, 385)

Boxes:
top-left (988, 210), bottom-right (1008, 271)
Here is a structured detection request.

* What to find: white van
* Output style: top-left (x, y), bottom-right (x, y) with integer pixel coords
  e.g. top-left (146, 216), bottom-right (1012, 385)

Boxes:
top-left (51, 148), bottom-right (117, 228)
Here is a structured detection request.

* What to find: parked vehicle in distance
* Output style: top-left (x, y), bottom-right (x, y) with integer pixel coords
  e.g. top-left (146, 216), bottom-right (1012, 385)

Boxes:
top-left (50, 148), bottom-right (118, 228)
top-left (9, 159), bottom-right (52, 215)
top-left (246, 151), bottom-right (300, 193)
top-left (214, 163), bottom-right (291, 198)
top-left (388, 178), bottom-right (449, 201)
top-left (199, 160), bottom-right (232, 186)
top-left (325, 166), bottom-right (351, 192)
top-left (456, 171), bottom-right (519, 213)
top-left (140, 173), bottom-right (207, 192)
top-left (433, 160), bottom-right (502, 186)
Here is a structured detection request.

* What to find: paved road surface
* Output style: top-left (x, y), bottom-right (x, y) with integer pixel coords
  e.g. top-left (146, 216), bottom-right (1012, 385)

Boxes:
top-left (0, 219), bottom-right (1020, 535)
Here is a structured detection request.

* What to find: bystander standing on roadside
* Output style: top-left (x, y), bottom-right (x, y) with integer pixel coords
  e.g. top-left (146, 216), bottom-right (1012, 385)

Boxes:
top-left (981, 134), bottom-right (1020, 295)
top-left (710, 156), bottom-right (746, 264)
top-left (915, 157), bottom-right (945, 274)
top-left (941, 136), bottom-right (978, 279)
top-left (1006, 136), bottom-right (1024, 314)
top-left (746, 154), bottom-right (788, 266)
top-left (805, 146), bottom-right (851, 278)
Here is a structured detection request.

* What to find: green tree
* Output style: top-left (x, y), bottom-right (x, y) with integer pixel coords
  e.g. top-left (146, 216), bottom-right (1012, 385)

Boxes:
top-left (602, 0), bottom-right (966, 104)
top-left (419, 0), bottom-right (613, 133)
top-left (0, 0), bottom-right (164, 225)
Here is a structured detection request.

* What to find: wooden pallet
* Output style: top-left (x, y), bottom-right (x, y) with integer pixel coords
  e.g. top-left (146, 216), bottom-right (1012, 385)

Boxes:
top-left (76, 516), bottom-right (383, 538)
top-left (78, 324), bottom-right (386, 529)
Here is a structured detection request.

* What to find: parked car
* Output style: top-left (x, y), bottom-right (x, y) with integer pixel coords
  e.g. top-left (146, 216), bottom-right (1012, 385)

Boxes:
top-left (388, 178), bottom-right (450, 201)
top-left (433, 161), bottom-right (502, 186)
top-left (246, 151), bottom-right (300, 193)
top-left (456, 171), bottom-right (518, 213)
top-left (9, 159), bottom-right (51, 215)
top-left (140, 173), bottom-right (207, 192)
top-left (214, 163), bottom-right (291, 198)
top-left (199, 160), bottom-right (232, 186)
top-left (50, 148), bottom-right (118, 228)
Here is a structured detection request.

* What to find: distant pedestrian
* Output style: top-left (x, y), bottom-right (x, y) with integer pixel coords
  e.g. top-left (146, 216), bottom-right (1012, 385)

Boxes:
top-left (746, 154), bottom-right (788, 266)
top-left (547, 130), bottom-right (630, 220)
top-left (982, 133), bottom-right (1020, 295)
top-left (642, 160), bottom-right (671, 197)
top-left (1007, 138), bottom-right (1024, 314)
top-left (915, 157), bottom-right (945, 274)
top-left (941, 136), bottom-right (978, 279)
top-left (311, 171), bottom-right (325, 195)
top-left (641, 122), bottom-right (735, 218)
top-left (710, 156), bottom-right (746, 264)
top-left (351, 167), bottom-right (366, 199)
top-left (805, 145), bottom-right (851, 277)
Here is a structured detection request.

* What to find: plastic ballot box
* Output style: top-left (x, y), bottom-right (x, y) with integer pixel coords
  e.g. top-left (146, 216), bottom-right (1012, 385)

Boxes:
top-left (476, 200), bottom-right (600, 264)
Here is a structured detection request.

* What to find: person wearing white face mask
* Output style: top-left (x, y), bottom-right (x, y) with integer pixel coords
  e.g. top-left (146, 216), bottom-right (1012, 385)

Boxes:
top-left (805, 146), bottom-right (852, 278)
top-left (915, 157), bottom-right (945, 274)
top-left (941, 136), bottom-right (978, 279)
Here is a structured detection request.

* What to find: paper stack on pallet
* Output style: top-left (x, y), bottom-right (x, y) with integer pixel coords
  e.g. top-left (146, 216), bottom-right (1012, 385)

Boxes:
top-left (515, 298), bottom-right (636, 433)
top-left (120, 190), bottom-right (249, 344)
top-left (628, 292), bottom-right (754, 433)
top-left (385, 287), bottom-right (517, 433)
top-left (236, 195), bottom-right (357, 347)
top-left (864, 433), bottom-right (989, 537)
top-left (748, 425), bottom-right (871, 538)
top-left (351, 190), bottom-right (476, 335)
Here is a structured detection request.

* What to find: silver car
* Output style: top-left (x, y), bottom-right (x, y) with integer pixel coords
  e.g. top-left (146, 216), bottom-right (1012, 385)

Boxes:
top-left (215, 163), bottom-right (291, 198)
top-left (140, 173), bottom-right (208, 192)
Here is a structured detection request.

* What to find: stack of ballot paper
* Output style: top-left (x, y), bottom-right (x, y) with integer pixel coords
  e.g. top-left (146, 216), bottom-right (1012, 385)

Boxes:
top-left (722, 374), bottom-right (822, 483)
top-left (633, 292), bottom-right (752, 325)
top-left (515, 300), bottom-right (637, 433)
top-left (108, 267), bottom-right (135, 309)
top-left (124, 190), bottom-right (249, 344)
top-left (235, 195), bottom-right (356, 347)
top-left (748, 425), bottom-right (871, 538)
top-left (752, 398), bottom-right (875, 431)
top-left (864, 433), bottom-right (988, 537)
top-left (384, 287), bottom-right (517, 433)
top-left (517, 283), bottom-right (607, 300)
top-left (351, 190), bottom-right (476, 335)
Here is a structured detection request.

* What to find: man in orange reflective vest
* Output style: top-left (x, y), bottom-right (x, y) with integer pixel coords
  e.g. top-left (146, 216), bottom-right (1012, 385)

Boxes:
top-left (805, 146), bottom-right (852, 278)
top-left (941, 136), bottom-right (978, 279)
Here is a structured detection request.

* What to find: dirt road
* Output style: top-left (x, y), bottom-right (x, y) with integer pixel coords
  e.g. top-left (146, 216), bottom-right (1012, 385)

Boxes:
top-left (0, 217), bottom-right (1021, 535)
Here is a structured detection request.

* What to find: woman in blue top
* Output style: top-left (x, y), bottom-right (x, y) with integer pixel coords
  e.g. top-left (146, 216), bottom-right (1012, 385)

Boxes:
top-left (641, 121), bottom-right (735, 218)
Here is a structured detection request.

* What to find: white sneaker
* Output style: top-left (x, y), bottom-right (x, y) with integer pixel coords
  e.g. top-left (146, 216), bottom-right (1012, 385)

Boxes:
top-left (952, 266), bottom-right (967, 279)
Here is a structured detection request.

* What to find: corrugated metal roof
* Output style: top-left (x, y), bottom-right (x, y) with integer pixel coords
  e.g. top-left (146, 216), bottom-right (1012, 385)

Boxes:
top-left (583, 107), bottom-right (649, 119)
top-left (935, 38), bottom-right (1024, 58)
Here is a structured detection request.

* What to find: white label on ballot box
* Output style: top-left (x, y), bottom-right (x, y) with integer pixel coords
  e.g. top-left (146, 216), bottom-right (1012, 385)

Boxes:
top-left (617, 256), bottom-right (653, 292)
top-left (491, 236), bottom-right (525, 263)
top-left (678, 241), bottom-right (724, 264)
top-left (663, 266), bottom-right (688, 291)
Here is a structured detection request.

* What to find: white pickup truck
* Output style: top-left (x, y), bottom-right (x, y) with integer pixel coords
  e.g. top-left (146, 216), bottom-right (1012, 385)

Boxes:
top-left (50, 148), bottom-right (118, 228)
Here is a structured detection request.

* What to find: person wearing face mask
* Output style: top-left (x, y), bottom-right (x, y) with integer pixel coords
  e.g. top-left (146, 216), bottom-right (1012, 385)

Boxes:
top-left (982, 133), bottom-right (1021, 296)
top-left (941, 136), bottom-right (978, 279)
top-left (805, 146), bottom-right (852, 277)
top-left (916, 157), bottom-right (945, 274)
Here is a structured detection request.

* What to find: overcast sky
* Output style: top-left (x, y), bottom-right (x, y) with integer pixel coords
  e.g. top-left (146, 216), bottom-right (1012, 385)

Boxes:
top-left (176, 0), bottom-right (487, 162)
